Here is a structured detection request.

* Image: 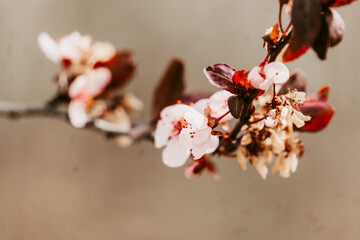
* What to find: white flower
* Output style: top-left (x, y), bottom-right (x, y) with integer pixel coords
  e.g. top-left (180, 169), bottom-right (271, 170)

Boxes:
top-left (179, 109), bottom-right (219, 159)
top-left (154, 104), bottom-right (194, 167)
top-left (154, 103), bottom-right (219, 168)
top-left (248, 62), bottom-right (290, 91)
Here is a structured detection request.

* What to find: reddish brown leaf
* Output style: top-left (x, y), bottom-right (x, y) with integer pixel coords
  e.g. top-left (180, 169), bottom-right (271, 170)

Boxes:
top-left (278, 70), bottom-right (307, 95)
top-left (292, 0), bottom-right (323, 45)
top-left (283, 31), bottom-right (310, 62)
top-left (94, 50), bottom-right (137, 90)
top-left (181, 91), bottom-right (212, 105)
top-left (317, 85), bottom-right (331, 101)
top-left (323, 0), bottom-right (356, 7)
top-left (299, 101), bottom-right (335, 132)
top-left (151, 58), bottom-right (186, 126)
top-left (203, 64), bottom-right (236, 93)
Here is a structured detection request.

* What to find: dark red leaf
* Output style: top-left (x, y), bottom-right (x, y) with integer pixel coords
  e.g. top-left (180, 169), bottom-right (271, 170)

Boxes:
top-left (151, 58), bottom-right (186, 126)
top-left (292, 0), bottom-right (323, 45)
top-left (278, 70), bottom-right (307, 95)
top-left (228, 95), bottom-right (244, 119)
top-left (203, 64), bottom-right (236, 93)
top-left (312, 11), bottom-right (331, 60)
top-left (283, 31), bottom-right (310, 62)
top-left (94, 50), bottom-right (137, 90)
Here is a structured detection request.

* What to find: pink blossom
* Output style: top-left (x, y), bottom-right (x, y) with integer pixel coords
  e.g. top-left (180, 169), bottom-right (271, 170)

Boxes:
top-left (208, 90), bottom-right (233, 122)
top-left (191, 90), bottom-right (233, 123)
top-left (248, 62), bottom-right (290, 91)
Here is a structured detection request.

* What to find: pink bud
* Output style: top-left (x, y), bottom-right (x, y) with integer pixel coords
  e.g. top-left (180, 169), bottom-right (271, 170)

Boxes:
top-left (185, 157), bottom-right (220, 180)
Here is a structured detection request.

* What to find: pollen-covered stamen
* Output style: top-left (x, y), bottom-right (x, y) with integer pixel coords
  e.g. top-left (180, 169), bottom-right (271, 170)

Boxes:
top-left (169, 120), bottom-right (183, 137)
top-left (232, 70), bottom-right (251, 90)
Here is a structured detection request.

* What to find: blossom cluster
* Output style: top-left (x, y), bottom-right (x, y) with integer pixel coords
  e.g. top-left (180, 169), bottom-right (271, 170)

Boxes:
top-left (38, 32), bottom-right (143, 138)
top-left (155, 59), bottom-right (335, 179)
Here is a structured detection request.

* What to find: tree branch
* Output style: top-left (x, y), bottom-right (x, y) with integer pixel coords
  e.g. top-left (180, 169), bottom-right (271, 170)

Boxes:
top-left (0, 100), bottom-right (68, 119)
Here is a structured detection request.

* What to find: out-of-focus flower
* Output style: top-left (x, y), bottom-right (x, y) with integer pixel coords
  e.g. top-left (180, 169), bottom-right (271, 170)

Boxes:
top-left (272, 134), bottom-right (303, 178)
top-left (38, 32), bottom-right (115, 67)
top-left (68, 67), bottom-right (111, 128)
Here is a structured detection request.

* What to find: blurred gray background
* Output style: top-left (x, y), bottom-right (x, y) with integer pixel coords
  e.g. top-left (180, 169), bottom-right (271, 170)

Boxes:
top-left (0, 0), bottom-right (359, 239)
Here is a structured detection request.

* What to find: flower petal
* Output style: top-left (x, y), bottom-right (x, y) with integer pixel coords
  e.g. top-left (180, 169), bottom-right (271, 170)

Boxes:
top-left (69, 74), bottom-right (88, 99)
top-left (183, 110), bottom-right (208, 129)
top-left (192, 98), bottom-right (209, 114)
top-left (154, 119), bottom-right (173, 148)
top-left (162, 137), bottom-right (190, 168)
top-left (58, 31), bottom-right (84, 62)
top-left (264, 62), bottom-right (290, 84)
top-left (249, 66), bottom-right (273, 91)
top-left (68, 98), bottom-right (89, 128)
top-left (85, 68), bottom-right (112, 97)
top-left (205, 135), bottom-right (220, 154)
top-left (180, 126), bottom-right (212, 150)
top-left (38, 32), bottom-right (61, 64)
top-left (208, 90), bottom-right (234, 122)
